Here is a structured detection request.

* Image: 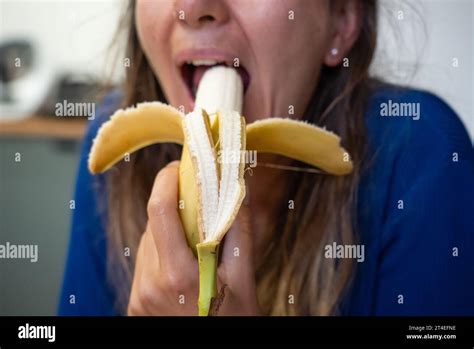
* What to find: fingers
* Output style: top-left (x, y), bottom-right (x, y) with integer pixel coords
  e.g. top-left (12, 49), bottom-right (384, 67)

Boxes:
top-left (220, 196), bottom-right (255, 282)
top-left (130, 162), bottom-right (201, 316)
top-left (129, 222), bottom-right (199, 316)
top-left (128, 228), bottom-right (154, 316)
top-left (147, 161), bottom-right (195, 270)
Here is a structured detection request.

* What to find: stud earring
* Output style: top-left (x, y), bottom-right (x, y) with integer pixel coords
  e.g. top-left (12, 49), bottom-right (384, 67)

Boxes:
top-left (331, 48), bottom-right (339, 56)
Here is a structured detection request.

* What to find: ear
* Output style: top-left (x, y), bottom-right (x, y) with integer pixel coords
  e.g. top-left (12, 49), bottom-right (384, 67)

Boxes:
top-left (324, 0), bottom-right (363, 67)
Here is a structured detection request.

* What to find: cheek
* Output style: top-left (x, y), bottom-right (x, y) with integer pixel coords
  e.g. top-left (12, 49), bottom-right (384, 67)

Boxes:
top-left (135, 0), bottom-right (180, 104)
top-left (239, 0), bottom-right (329, 116)
top-left (135, 0), bottom-right (173, 69)
top-left (136, 0), bottom-right (158, 47)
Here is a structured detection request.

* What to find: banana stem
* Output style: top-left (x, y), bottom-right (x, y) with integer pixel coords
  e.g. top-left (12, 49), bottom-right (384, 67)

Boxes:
top-left (196, 241), bottom-right (220, 316)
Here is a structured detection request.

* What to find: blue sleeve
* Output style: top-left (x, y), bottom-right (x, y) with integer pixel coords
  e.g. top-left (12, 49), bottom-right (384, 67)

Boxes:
top-left (372, 92), bottom-right (474, 315)
top-left (58, 93), bottom-right (120, 316)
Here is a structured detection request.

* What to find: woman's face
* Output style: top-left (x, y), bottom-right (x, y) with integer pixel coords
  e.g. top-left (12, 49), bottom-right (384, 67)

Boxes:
top-left (136, 0), bottom-right (335, 122)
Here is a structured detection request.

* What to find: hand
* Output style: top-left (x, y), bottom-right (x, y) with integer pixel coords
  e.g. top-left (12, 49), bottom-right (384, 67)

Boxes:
top-left (127, 161), bottom-right (261, 316)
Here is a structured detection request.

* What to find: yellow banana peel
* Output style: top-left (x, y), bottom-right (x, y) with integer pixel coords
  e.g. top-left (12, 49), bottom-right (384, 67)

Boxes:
top-left (88, 66), bottom-right (353, 316)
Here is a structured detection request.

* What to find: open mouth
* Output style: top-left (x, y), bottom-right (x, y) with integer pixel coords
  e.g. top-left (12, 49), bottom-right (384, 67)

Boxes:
top-left (180, 60), bottom-right (250, 103)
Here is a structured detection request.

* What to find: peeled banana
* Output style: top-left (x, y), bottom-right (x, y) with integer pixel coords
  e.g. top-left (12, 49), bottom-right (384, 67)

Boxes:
top-left (88, 66), bottom-right (353, 316)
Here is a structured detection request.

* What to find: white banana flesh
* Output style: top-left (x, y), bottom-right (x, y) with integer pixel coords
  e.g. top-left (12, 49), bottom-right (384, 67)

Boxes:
top-left (194, 65), bottom-right (243, 115)
top-left (183, 67), bottom-right (246, 244)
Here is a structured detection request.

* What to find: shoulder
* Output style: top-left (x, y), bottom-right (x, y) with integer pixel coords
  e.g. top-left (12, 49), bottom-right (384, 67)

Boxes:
top-left (365, 84), bottom-right (473, 158)
top-left (347, 85), bottom-right (474, 315)
top-left (84, 90), bottom-right (123, 148)
top-left (59, 90), bottom-right (123, 316)
top-left (361, 85), bottom-right (474, 206)
top-left (74, 89), bottom-right (123, 241)
top-left (360, 84), bottom-right (474, 233)
top-left (76, 90), bottom-right (122, 190)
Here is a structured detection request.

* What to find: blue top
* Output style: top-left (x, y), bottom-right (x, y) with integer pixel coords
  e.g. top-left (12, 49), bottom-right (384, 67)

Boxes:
top-left (58, 87), bottom-right (474, 316)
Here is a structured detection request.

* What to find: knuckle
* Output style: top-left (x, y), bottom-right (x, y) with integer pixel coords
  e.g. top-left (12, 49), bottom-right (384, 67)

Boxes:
top-left (161, 270), bottom-right (191, 293)
top-left (147, 197), bottom-right (171, 219)
top-left (137, 280), bottom-right (159, 309)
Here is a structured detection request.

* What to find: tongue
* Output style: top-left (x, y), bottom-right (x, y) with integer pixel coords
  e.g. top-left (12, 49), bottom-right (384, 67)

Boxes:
top-left (192, 66), bottom-right (211, 94)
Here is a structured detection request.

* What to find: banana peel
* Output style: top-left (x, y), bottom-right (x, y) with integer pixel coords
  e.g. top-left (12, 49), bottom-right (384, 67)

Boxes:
top-left (88, 66), bottom-right (353, 316)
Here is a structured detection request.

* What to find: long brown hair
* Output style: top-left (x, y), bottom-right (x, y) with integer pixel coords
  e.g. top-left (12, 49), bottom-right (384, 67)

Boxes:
top-left (104, 0), bottom-right (378, 315)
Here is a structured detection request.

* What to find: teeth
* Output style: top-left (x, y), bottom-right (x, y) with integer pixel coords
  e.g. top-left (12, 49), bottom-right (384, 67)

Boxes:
top-left (188, 59), bottom-right (220, 66)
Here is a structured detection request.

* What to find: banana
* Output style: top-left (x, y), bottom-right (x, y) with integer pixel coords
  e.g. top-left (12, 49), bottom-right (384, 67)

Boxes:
top-left (88, 66), bottom-right (353, 316)
top-left (180, 67), bottom-right (246, 316)
top-left (246, 118), bottom-right (352, 175)
top-left (88, 102), bottom-right (184, 173)
top-left (194, 64), bottom-right (243, 115)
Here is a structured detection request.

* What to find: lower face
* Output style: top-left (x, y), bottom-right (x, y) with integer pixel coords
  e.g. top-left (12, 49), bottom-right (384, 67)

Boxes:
top-left (135, 0), bottom-right (332, 122)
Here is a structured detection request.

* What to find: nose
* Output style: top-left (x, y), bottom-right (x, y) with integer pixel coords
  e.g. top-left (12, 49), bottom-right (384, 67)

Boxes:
top-left (174, 0), bottom-right (230, 28)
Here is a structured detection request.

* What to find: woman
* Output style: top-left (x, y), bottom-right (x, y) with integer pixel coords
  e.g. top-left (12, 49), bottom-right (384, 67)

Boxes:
top-left (59, 0), bottom-right (474, 316)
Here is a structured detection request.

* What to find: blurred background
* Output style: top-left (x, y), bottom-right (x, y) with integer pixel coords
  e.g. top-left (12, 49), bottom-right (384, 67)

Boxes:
top-left (0, 0), bottom-right (472, 315)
